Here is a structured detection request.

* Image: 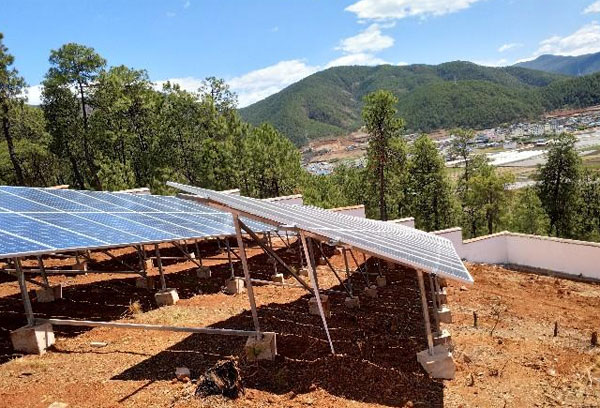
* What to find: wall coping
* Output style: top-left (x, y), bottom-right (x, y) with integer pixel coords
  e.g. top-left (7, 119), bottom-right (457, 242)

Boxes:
top-left (263, 194), bottom-right (303, 202)
top-left (504, 231), bottom-right (600, 248)
top-left (430, 227), bottom-right (463, 235)
top-left (388, 217), bottom-right (415, 223)
top-left (329, 204), bottom-right (365, 212)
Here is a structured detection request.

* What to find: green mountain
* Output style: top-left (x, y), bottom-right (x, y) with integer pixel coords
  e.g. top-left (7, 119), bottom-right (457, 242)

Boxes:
top-left (515, 52), bottom-right (600, 76)
top-left (239, 61), bottom-right (584, 146)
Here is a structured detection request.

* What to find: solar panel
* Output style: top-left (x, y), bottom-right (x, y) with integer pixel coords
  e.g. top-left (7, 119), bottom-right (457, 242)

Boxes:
top-left (167, 181), bottom-right (473, 284)
top-left (0, 186), bottom-right (274, 259)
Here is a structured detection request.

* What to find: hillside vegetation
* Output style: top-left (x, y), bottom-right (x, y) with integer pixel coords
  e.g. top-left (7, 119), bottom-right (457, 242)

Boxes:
top-left (516, 52), bottom-right (600, 76)
top-left (239, 61), bottom-right (600, 145)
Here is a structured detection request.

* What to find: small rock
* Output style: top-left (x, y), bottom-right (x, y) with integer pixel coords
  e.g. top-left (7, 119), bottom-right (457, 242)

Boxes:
top-left (175, 367), bottom-right (191, 381)
top-left (489, 368), bottom-right (499, 376)
top-left (90, 341), bottom-right (108, 348)
top-left (48, 403), bottom-right (68, 408)
top-left (466, 373), bottom-right (475, 386)
top-left (547, 368), bottom-right (556, 377)
top-left (460, 285), bottom-right (468, 291)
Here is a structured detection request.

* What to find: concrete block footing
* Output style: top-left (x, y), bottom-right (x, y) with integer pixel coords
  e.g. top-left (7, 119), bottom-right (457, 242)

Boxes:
top-left (245, 332), bottom-right (277, 361)
top-left (417, 344), bottom-right (456, 380)
top-left (196, 266), bottom-right (212, 279)
top-left (433, 329), bottom-right (452, 346)
top-left (316, 257), bottom-right (327, 266)
top-left (154, 288), bottom-right (179, 306)
top-left (35, 284), bottom-right (63, 303)
top-left (135, 276), bottom-right (156, 290)
top-left (365, 285), bottom-right (378, 298)
top-left (344, 296), bottom-right (360, 309)
top-left (225, 277), bottom-right (245, 295)
top-left (298, 267), bottom-right (310, 278)
top-left (309, 295), bottom-right (331, 318)
top-left (271, 273), bottom-right (285, 284)
top-left (376, 275), bottom-right (387, 287)
top-left (436, 288), bottom-right (448, 304)
top-left (438, 306), bottom-right (453, 324)
top-left (10, 323), bottom-right (55, 355)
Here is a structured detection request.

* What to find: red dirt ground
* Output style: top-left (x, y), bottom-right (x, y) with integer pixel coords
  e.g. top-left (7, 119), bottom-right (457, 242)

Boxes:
top-left (0, 240), bottom-right (599, 407)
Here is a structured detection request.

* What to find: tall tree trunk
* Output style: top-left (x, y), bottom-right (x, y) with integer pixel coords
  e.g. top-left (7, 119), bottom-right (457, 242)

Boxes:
top-left (67, 151), bottom-right (85, 189)
top-left (2, 102), bottom-right (25, 184)
top-left (77, 81), bottom-right (101, 189)
top-left (378, 161), bottom-right (387, 221)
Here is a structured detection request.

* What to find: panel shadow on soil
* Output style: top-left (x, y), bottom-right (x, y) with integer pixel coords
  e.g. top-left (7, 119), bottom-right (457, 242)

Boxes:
top-left (113, 264), bottom-right (444, 407)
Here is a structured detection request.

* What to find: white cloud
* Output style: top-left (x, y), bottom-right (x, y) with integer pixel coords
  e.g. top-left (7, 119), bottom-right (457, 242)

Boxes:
top-left (23, 85), bottom-right (43, 105)
top-left (584, 1), bottom-right (600, 14)
top-left (183, 0), bottom-right (191, 8)
top-left (336, 23), bottom-right (394, 53)
top-left (498, 43), bottom-right (523, 52)
top-left (166, 11), bottom-right (176, 18)
top-left (345, 0), bottom-right (482, 20)
top-left (531, 22), bottom-right (600, 57)
top-left (153, 77), bottom-right (204, 93)
top-left (325, 53), bottom-right (389, 68)
top-left (228, 60), bottom-right (319, 107)
top-left (473, 58), bottom-right (509, 67)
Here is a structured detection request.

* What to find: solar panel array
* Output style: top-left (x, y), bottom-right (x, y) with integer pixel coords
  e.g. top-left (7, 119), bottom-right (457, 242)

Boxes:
top-left (168, 181), bottom-right (474, 284)
top-left (0, 186), bottom-right (271, 259)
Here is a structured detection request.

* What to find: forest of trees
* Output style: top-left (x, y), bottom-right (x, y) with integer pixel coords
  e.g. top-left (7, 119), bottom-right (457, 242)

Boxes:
top-left (1, 35), bottom-right (599, 242)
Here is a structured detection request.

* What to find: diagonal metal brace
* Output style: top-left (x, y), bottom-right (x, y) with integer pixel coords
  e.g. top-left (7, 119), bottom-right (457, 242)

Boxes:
top-left (237, 219), bottom-right (314, 296)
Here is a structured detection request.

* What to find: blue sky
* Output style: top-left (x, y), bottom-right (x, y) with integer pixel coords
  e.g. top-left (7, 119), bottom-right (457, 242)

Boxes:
top-left (2, 0), bottom-right (600, 106)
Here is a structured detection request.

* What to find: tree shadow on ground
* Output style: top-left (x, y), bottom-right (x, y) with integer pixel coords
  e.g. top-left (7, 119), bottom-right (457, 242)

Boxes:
top-left (113, 260), bottom-right (444, 407)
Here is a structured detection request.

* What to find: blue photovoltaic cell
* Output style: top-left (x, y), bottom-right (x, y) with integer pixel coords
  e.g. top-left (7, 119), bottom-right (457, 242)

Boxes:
top-left (81, 191), bottom-right (160, 212)
top-left (0, 190), bottom-right (56, 213)
top-left (160, 213), bottom-right (233, 236)
top-left (113, 193), bottom-right (181, 213)
top-left (0, 186), bottom-right (274, 258)
top-left (28, 212), bottom-right (145, 245)
top-left (0, 213), bottom-right (104, 249)
top-left (155, 196), bottom-right (222, 213)
top-left (75, 212), bottom-right (176, 241)
top-left (114, 213), bottom-right (199, 238)
top-left (0, 186), bottom-right (92, 212)
top-left (0, 230), bottom-right (51, 257)
top-left (44, 189), bottom-right (129, 212)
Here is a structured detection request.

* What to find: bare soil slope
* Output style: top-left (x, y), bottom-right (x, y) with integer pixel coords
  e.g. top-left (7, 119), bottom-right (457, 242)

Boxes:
top-left (0, 242), bottom-right (598, 407)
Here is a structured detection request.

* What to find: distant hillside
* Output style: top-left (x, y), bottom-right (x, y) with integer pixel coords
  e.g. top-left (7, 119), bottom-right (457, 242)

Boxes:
top-left (516, 52), bottom-right (600, 76)
top-left (239, 62), bottom-right (574, 145)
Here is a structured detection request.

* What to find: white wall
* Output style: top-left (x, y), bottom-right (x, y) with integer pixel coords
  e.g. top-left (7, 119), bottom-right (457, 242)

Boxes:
top-left (263, 194), bottom-right (304, 205)
top-left (428, 228), bottom-right (600, 281)
top-left (505, 233), bottom-right (600, 280)
top-left (330, 205), bottom-right (366, 218)
top-left (388, 217), bottom-right (415, 228)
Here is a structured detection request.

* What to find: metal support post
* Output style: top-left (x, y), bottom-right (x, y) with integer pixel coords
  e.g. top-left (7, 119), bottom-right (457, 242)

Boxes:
top-left (194, 240), bottom-right (203, 266)
top-left (300, 232), bottom-right (335, 354)
top-left (233, 214), bottom-right (262, 335)
top-left (342, 248), bottom-right (353, 296)
top-left (416, 270), bottom-right (435, 355)
top-left (154, 244), bottom-right (167, 290)
top-left (37, 256), bottom-right (49, 286)
top-left (15, 258), bottom-right (34, 326)
top-left (225, 239), bottom-right (235, 278)
top-left (428, 274), bottom-right (440, 333)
